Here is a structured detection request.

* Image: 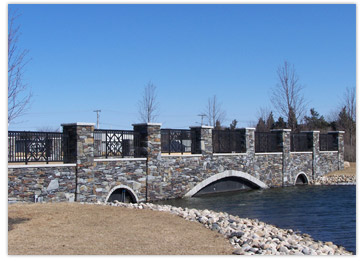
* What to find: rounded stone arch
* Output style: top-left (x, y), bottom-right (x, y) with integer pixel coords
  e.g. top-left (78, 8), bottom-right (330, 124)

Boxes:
top-left (294, 172), bottom-right (309, 185)
top-left (105, 185), bottom-right (139, 203)
top-left (184, 170), bottom-right (268, 198)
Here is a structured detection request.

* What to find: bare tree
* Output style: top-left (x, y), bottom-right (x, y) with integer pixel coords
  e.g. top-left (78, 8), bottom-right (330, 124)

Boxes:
top-left (205, 95), bottom-right (226, 127)
top-left (138, 81), bottom-right (159, 123)
top-left (8, 9), bottom-right (32, 124)
top-left (342, 87), bottom-right (356, 151)
top-left (36, 126), bottom-right (61, 132)
top-left (270, 61), bottom-right (306, 123)
top-left (343, 87), bottom-right (356, 123)
top-left (255, 106), bottom-right (271, 124)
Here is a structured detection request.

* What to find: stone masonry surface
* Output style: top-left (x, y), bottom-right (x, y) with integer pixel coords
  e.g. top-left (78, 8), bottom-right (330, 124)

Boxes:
top-left (8, 124), bottom-right (345, 203)
top-left (8, 165), bottom-right (76, 203)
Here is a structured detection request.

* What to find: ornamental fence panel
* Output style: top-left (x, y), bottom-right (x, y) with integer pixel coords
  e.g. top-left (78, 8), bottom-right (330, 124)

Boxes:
top-left (8, 131), bottom-right (68, 164)
top-left (94, 129), bottom-right (139, 158)
top-left (290, 133), bottom-right (313, 152)
top-left (319, 133), bottom-right (338, 151)
top-left (161, 129), bottom-right (192, 154)
top-left (212, 129), bottom-right (246, 153)
top-left (255, 132), bottom-right (282, 153)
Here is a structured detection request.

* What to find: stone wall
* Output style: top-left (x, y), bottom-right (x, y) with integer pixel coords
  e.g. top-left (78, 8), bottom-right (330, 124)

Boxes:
top-left (317, 151), bottom-right (339, 176)
top-left (8, 123), bottom-right (345, 203)
top-left (254, 153), bottom-right (283, 187)
top-left (8, 164), bottom-right (76, 203)
top-left (93, 158), bottom-right (147, 202)
top-left (288, 152), bottom-right (313, 183)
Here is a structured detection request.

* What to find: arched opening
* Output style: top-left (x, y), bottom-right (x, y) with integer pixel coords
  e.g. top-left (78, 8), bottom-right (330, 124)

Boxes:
top-left (184, 170), bottom-right (268, 198)
top-left (107, 188), bottom-right (137, 203)
top-left (295, 173), bottom-right (308, 185)
top-left (194, 176), bottom-right (259, 196)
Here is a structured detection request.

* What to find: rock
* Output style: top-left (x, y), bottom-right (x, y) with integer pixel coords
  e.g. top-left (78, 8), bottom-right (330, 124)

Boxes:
top-left (302, 247), bottom-right (311, 255)
top-left (198, 216), bottom-right (208, 224)
top-left (233, 248), bottom-right (245, 255)
top-left (229, 231), bottom-right (244, 238)
top-left (211, 223), bottom-right (220, 231)
top-left (251, 239), bottom-right (260, 248)
top-left (279, 246), bottom-right (289, 254)
top-left (344, 161), bottom-right (350, 168)
top-left (256, 230), bottom-right (265, 237)
top-left (47, 179), bottom-right (59, 191)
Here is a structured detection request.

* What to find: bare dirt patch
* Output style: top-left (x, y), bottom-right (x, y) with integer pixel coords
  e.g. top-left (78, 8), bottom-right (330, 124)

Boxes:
top-left (325, 162), bottom-right (356, 177)
top-left (8, 203), bottom-right (234, 255)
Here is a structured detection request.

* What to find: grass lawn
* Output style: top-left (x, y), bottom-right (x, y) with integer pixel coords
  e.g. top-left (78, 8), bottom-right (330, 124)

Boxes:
top-left (326, 162), bottom-right (356, 177)
top-left (8, 203), bottom-right (233, 255)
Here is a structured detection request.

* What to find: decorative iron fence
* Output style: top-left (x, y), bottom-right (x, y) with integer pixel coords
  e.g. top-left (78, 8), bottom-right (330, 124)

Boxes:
top-left (319, 133), bottom-right (338, 151)
top-left (212, 129), bottom-right (246, 153)
top-left (8, 131), bottom-right (67, 164)
top-left (290, 133), bottom-right (312, 152)
top-left (161, 129), bottom-right (192, 154)
top-left (94, 129), bottom-right (139, 158)
top-left (255, 132), bottom-right (282, 153)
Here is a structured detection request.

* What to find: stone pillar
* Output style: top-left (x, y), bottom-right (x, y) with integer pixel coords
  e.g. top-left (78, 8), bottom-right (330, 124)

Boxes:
top-left (62, 122), bottom-right (95, 202)
top-left (271, 129), bottom-right (291, 186)
top-left (241, 128), bottom-right (255, 173)
top-left (328, 131), bottom-right (345, 170)
top-left (133, 123), bottom-right (162, 201)
top-left (301, 131), bottom-right (320, 180)
top-left (189, 126), bottom-right (213, 155)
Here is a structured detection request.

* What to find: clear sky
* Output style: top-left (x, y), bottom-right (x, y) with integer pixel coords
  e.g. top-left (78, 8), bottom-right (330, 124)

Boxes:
top-left (8, 4), bottom-right (356, 131)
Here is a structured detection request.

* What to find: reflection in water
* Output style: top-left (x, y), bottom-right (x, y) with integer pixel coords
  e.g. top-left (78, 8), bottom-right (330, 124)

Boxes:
top-left (156, 185), bottom-right (356, 254)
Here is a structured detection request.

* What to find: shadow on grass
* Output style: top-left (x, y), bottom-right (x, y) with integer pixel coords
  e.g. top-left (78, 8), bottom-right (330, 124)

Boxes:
top-left (8, 217), bottom-right (30, 231)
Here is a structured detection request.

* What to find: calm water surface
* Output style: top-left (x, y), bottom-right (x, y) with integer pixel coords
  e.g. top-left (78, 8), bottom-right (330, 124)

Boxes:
top-left (157, 185), bottom-right (356, 254)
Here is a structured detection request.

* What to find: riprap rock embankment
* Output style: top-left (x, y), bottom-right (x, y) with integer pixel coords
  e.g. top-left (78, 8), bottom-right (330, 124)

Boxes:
top-left (96, 201), bottom-right (352, 255)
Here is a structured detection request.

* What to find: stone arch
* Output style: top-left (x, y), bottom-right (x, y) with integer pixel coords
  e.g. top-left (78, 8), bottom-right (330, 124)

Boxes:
top-left (184, 170), bottom-right (268, 197)
top-left (294, 172), bottom-right (309, 185)
top-left (105, 185), bottom-right (139, 203)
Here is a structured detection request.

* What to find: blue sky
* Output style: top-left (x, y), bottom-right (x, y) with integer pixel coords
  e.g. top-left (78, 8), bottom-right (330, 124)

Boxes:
top-left (8, 4), bottom-right (356, 131)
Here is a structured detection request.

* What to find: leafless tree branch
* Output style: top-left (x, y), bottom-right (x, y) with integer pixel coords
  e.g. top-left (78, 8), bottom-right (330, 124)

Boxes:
top-left (8, 9), bottom-right (32, 124)
top-left (205, 95), bottom-right (226, 127)
top-left (270, 61), bottom-right (306, 122)
top-left (138, 81), bottom-right (159, 123)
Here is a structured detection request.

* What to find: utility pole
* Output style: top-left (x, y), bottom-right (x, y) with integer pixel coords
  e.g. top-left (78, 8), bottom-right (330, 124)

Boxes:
top-left (198, 114), bottom-right (207, 126)
top-left (93, 110), bottom-right (101, 129)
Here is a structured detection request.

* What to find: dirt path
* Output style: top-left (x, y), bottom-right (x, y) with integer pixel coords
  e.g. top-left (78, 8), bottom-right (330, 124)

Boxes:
top-left (8, 203), bottom-right (234, 255)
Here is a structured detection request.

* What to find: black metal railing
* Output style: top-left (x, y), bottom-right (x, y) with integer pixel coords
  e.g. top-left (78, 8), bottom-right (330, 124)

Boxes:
top-left (8, 131), bottom-right (67, 164)
top-left (255, 132), bottom-right (282, 153)
top-left (161, 129), bottom-right (192, 154)
top-left (291, 133), bottom-right (312, 152)
top-left (94, 129), bottom-right (139, 158)
top-left (212, 129), bottom-right (246, 153)
top-left (319, 133), bottom-right (338, 151)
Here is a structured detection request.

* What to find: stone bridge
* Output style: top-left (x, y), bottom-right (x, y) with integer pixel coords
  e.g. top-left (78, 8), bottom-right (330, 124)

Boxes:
top-left (8, 123), bottom-right (344, 204)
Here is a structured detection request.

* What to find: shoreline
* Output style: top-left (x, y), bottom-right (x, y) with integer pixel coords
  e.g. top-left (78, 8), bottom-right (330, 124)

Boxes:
top-left (91, 200), bottom-right (353, 255)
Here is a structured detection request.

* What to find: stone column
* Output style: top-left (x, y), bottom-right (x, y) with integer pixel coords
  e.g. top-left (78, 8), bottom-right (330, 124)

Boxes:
top-left (301, 131), bottom-right (320, 180)
top-left (61, 122), bottom-right (95, 202)
top-left (271, 129), bottom-right (291, 186)
top-left (328, 131), bottom-right (345, 170)
top-left (133, 123), bottom-right (162, 201)
top-left (240, 128), bottom-right (255, 173)
top-left (189, 126), bottom-right (213, 155)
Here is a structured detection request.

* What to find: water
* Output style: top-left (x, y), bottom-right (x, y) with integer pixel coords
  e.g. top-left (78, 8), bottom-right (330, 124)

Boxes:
top-left (157, 185), bottom-right (356, 254)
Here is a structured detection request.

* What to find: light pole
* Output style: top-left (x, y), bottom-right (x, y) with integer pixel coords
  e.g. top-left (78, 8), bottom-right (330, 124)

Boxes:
top-left (198, 113), bottom-right (207, 126)
top-left (93, 110), bottom-right (101, 129)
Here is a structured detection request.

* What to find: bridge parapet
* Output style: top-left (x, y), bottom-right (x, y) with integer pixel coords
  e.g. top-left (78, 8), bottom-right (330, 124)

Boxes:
top-left (8, 122), bottom-right (345, 203)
